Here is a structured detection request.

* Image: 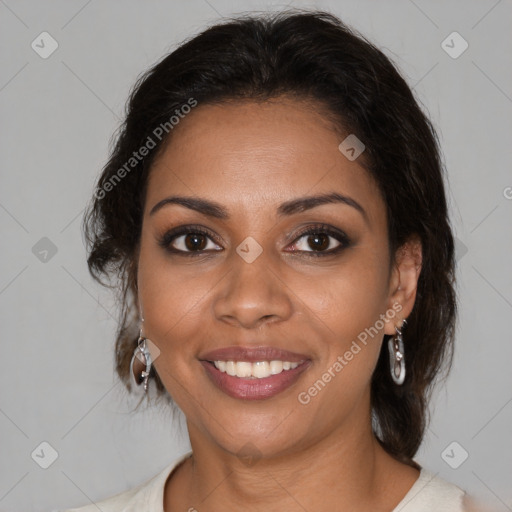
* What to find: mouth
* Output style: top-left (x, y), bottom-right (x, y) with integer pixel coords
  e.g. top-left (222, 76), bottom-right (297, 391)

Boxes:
top-left (199, 346), bottom-right (311, 400)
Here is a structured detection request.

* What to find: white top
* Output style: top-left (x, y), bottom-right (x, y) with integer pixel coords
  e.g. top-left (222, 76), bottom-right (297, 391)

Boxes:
top-left (61, 452), bottom-right (468, 511)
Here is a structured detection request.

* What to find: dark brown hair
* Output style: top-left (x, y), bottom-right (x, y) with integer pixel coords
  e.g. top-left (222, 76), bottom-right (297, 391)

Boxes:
top-left (83, 10), bottom-right (457, 469)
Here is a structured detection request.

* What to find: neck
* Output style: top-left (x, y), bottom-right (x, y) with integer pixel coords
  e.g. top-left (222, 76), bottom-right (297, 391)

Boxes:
top-left (165, 398), bottom-right (416, 511)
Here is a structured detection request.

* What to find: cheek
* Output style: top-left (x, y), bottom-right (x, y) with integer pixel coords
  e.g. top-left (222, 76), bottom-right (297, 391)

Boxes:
top-left (136, 247), bottom-right (206, 407)
top-left (296, 249), bottom-right (389, 391)
top-left (136, 236), bottom-right (205, 354)
top-left (299, 248), bottom-right (389, 337)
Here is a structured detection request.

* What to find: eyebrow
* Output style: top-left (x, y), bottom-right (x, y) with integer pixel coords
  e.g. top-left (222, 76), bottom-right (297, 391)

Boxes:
top-left (149, 192), bottom-right (368, 223)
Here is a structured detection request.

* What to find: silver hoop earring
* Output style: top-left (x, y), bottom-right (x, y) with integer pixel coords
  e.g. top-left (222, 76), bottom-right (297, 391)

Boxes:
top-left (130, 330), bottom-right (152, 393)
top-left (388, 319), bottom-right (406, 385)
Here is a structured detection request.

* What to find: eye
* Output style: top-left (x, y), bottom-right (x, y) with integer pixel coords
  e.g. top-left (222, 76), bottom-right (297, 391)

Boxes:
top-left (287, 224), bottom-right (351, 256)
top-left (158, 225), bottom-right (222, 255)
top-left (158, 223), bottom-right (351, 258)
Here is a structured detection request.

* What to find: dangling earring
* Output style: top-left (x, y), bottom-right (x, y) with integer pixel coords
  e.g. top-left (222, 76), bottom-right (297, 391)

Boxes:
top-left (388, 319), bottom-right (407, 385)
top-left (130, 328), bottom-right (152, 393)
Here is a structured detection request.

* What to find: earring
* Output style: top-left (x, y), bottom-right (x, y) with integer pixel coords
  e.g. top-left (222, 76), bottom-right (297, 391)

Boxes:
top-left (130, 329), bottom-right (153, 393)
top-left (388, 319), bottom-right (407, 385)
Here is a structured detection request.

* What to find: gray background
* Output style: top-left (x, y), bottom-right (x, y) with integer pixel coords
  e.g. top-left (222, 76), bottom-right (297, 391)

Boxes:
top-left (1, 1), bottom-right (511, 511)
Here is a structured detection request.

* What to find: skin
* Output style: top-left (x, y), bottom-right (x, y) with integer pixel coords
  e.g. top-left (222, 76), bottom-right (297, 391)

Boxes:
top-left (136, 96), bottom-right (423, 511)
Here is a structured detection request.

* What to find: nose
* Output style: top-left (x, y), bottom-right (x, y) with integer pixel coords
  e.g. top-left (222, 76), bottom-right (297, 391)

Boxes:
top-left (212, 250), bottom-right (293, 330)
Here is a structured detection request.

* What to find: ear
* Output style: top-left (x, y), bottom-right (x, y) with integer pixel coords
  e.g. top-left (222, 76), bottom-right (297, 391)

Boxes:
top-left (383, 236), bottom-right (422, 336)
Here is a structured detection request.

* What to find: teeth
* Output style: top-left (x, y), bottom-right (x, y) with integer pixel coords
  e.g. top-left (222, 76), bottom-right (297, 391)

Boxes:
top-left (253, 361), bottom-right (270, 378)
top-left (270, 360), bottom-right (283, 375)
top-left (212, 360), bottom-right (301, 378)
top-left (226, 361), bottom-right (236, 376)
top-left (236, 361), bottom-right (252, 378)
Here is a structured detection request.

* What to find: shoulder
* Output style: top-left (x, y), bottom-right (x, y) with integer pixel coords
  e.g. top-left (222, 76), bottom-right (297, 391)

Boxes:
top-left (60, 451), bottom-right (192, 512)
top-left (392, 466), bottom-right (469, 512)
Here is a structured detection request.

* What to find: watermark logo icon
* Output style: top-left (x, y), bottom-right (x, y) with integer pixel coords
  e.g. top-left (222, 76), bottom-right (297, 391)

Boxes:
top-left (31, 441), bottom-right (59, 469)
top-left (236, 237), bottom-right (263, 263)
top-left (31, 32), bottom-right (59, 59)
top-left (441, 32), bottom-right (468, 59)
top-left (237, 442), bottom-right (263, 467)
top-left (338, 134), bottom-right (365, 161)
top-left (32, 237), bottom-right (58, 263)
top-left (441, 441), bottom-right (469, 469)
top-left (135, 338), bottom-right (161, 363)
top-left (454, 237), bottom-right (468, 262)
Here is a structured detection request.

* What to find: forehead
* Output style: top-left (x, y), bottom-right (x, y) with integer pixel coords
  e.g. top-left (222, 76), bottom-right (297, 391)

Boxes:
top-left (145, 98), bottom-right (383, 221)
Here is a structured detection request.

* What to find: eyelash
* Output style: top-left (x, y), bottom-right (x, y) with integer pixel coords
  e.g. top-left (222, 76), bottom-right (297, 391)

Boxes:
top-left (157, 223), bottom-right (351, 258)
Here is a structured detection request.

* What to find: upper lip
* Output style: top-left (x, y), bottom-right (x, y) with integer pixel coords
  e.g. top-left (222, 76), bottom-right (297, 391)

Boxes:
top-left (200, 346), bottom-right (310, 363)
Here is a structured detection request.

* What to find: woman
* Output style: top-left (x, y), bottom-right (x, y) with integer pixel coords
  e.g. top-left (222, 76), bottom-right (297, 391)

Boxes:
top-left (64, 10), bottom-right (476, 511)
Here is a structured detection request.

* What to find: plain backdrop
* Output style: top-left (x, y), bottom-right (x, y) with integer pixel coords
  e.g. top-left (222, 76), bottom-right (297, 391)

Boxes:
top-left (0, 1), bottom-right (511, 511)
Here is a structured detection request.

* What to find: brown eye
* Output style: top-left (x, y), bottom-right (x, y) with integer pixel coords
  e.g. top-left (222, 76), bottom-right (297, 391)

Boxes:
top-left (292, 232), bottom-right (343, 253)
top-left (305, 233), bottom-right (331, 251)
top-left (158, 225), bottom-right (223, 255)
top-left (183, 233), bottom-right (208, 251)
top-left (168, 232), bottom-right (221, 253)
top-left (286, 223), bottom-right (351, 257)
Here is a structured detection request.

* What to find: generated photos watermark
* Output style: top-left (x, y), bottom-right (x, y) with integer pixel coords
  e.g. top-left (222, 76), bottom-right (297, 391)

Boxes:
top-left (94, 97), bottom-right (198, 200)
top-left (297, 302), bottom-right (403, 405)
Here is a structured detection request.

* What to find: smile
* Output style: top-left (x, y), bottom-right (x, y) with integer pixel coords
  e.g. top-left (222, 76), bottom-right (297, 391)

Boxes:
top-left (199, 346), bottom-right (311, 400)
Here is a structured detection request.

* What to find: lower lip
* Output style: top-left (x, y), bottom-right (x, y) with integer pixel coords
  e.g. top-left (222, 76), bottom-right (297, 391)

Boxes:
top-left (200, 360), bottom-right (311, 400)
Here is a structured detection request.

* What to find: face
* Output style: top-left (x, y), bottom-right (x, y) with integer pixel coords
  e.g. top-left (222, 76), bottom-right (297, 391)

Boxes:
top-left (137, 97), bottom-right (404, 459)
